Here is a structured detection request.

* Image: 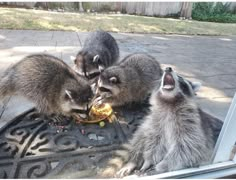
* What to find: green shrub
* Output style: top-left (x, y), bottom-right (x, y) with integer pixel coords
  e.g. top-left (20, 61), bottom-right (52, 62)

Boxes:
top-left (47, 2), bottom-right (62, 9)
top-left (82, 2), bottom-right (92, 11)
top-left (99, 4), bottom-right (111, 12)
top-left (192, 2), bottom-right (236, 23)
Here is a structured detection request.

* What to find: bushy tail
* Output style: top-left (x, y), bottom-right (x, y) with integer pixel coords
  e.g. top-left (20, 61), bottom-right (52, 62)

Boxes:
top-left (97, 144), bottom-right (130, 178)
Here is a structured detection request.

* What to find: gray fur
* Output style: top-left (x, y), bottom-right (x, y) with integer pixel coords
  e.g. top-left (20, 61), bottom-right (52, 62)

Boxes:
top-left (117, 67), bottom-right (223, 177)
top-left (0, 54), bottom-right (93, 116)
top-left (74, 30), bottom-right (119, 81)
top-left (96, 53), bottom-right (163, 107)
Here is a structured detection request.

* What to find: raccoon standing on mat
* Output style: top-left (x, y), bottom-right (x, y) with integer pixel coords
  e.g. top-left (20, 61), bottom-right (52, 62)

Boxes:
top-left (116, 67), bottom-right (223, 177)
top-left (94, 53), bottom-right (162, 107)
top-left (0, 54), bottom-right (93, 118)
top-left (73, 30), bottom-right (119, 81)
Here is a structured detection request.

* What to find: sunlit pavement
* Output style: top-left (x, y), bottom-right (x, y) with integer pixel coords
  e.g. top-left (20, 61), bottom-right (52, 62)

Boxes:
top-left (0, 29), bottom-right (235, 126)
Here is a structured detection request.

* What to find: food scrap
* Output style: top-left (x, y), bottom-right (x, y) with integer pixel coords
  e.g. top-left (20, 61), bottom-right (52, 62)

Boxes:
top-left (73, 103), bottom-right (116, 125)
top-left (99, 121), bottom-right (105, 127)
top-left (89, 103), bottom-right (113, 121)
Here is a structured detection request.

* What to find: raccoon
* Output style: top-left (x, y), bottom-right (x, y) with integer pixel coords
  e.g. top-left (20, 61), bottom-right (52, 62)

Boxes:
top-left (0, 54), bottom-right (93, 117)
top-left (116, 67), bottom-right (223, 177)
top-left (94, 53), bottom-right (162, 107)
top-left (74, 30), bottom-right (119, 82)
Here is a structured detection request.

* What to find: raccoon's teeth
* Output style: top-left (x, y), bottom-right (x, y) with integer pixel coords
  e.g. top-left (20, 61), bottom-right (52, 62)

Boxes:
top-left (163, 85), bottom-right (174, 90)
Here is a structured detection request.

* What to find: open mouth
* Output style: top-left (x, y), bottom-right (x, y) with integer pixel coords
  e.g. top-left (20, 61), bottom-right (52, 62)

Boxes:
top-left (72, 109), bottom-right (88, 114)
top-left (71, 106), bottom-right (90, 119)
top-left (90, 86), bottom-right (113, 106)
top-left (92, 95), bottom-right (107, 106)
top-left (163, 73), bottom-right (175, 91)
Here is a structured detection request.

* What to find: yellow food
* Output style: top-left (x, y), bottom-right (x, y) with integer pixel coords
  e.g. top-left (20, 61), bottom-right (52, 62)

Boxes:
top-left (73, 103), bottom-right (114, 123)
top-left (89, 103), bottom-right (113, 121)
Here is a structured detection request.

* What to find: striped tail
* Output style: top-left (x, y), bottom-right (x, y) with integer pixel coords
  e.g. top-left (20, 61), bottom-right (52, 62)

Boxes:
top-left (0, 72), bottom-right (15, 99)
top-left (97, 144), bottom-right (130, 178)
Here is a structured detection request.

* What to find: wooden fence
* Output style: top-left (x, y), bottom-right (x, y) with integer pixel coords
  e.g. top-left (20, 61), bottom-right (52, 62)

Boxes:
top-left (1, 2), bottom-right (236, 19)
top-left (79, 2), bottom-right (192, 18)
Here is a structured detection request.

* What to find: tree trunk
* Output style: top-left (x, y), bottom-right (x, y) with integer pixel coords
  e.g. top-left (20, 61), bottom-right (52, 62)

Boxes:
top-left (180, 2), bottom-right (193, 19)
top-left (79, 2), bottom-right (84, 12)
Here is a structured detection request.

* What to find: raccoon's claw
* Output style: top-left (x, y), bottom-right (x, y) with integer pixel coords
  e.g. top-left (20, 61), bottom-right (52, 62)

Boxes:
top-left (116, 168), bottom-right (130, 178)
top-left (52, 116), bottom-right (63, 122)
top-left (116, 162), bottom-right (136, 178)
top-left (48, 115), bottom-right (71, 128)
top-left (154, 161), bottom-right (168, 174)
top-left (92, 96), bottom-right (104, 106)
top-left (139, 165), bottom-right (156, 176)
top-left (139, 160), bottom-right (152, 173)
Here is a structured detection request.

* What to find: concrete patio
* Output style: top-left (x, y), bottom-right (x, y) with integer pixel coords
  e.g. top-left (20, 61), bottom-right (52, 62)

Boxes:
top-left (0, 29), bottom-right (236, 127)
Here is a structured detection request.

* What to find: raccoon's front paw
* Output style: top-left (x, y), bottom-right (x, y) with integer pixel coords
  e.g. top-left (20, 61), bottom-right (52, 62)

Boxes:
top-left (49, 115), bottom-right (71, 128)
top-left (139, 160), bottom-right (152, 173)
top-left (116, 162), bottom-right (136, 178)
top-left (154, 161), bottom-right (168, 174)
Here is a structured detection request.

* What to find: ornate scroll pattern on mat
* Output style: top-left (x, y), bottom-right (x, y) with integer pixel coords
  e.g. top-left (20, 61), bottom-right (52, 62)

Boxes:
top-left (0, 101), bottom-right (150, 178)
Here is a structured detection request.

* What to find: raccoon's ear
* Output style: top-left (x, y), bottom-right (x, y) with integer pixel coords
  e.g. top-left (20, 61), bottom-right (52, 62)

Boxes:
top-left (191, 82), bottom-right (201, 92)
top-left (70, 56), bottom-right (76, 64)
top-left (98, 65), bottom-right (105, 72)
top-left (93, 55), bottom-right (104, 72)
top-left (109, 76), bottom-right (118, 84)
top-left (93, 55), bottom-right (100, 64)
top-left (65, 90), bottom-right (74, 101)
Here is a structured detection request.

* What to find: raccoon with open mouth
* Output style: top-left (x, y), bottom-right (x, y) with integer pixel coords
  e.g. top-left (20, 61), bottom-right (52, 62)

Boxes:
top-left (73, 30), bottom-right (119, 83)
top-left (116, 67), bottom-right (223, 177)
top-left (94, 53), bottom-right (163, 107)
top-left (0, 54), bottom-right (93, 119)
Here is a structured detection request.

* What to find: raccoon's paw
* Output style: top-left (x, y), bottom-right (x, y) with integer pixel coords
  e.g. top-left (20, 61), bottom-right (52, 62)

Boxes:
top-left (139, 160), bottom-right (152, 173)
top-left (154, 161), bottom-right (168, 174)
top-left (51, 115), bottom-right (70, 124)
top-left (115, 162), bottom-right (136, 178)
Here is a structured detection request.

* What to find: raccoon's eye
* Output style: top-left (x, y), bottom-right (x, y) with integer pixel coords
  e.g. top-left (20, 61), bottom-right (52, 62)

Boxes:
top-left (97, 58), bottom-right (102, 65)
top-left (87, 72), bottom-right (100, 79)
top-left (179, 81), bottom-right (191, 97)
top-left (109, 77), bottom-right (118, 84)
top-left (178, 75), bottom-right (184, 81)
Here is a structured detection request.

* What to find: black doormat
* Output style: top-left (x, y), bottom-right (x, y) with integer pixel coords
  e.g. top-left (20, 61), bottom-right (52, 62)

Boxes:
top-left (0, 102), bottom-right (151, 179)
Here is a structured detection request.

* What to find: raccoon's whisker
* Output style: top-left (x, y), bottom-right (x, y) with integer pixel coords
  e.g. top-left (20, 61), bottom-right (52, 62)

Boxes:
top-left (91, 92), bottom-right (100, 102)
top-left (92, 96), bottom-right (107, 106)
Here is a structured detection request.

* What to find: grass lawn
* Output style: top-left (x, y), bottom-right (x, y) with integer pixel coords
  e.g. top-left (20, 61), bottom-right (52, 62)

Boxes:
top-left (1, 8), bottom-right (236, 35)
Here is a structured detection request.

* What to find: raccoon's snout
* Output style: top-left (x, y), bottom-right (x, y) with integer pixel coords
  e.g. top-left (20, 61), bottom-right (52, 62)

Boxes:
top-left (165, 67), bottom-right (172, 72)
top-left (99, 87), bottom-right (112, 93)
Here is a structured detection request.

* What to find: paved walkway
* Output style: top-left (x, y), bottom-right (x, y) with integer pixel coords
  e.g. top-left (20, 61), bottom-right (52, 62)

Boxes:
top-left (0, 29), bottom-right (236, 127)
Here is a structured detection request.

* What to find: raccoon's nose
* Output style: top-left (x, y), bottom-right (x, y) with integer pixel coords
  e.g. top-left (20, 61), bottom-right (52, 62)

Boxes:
top-left (165, 67), bottom-right (172, 72)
